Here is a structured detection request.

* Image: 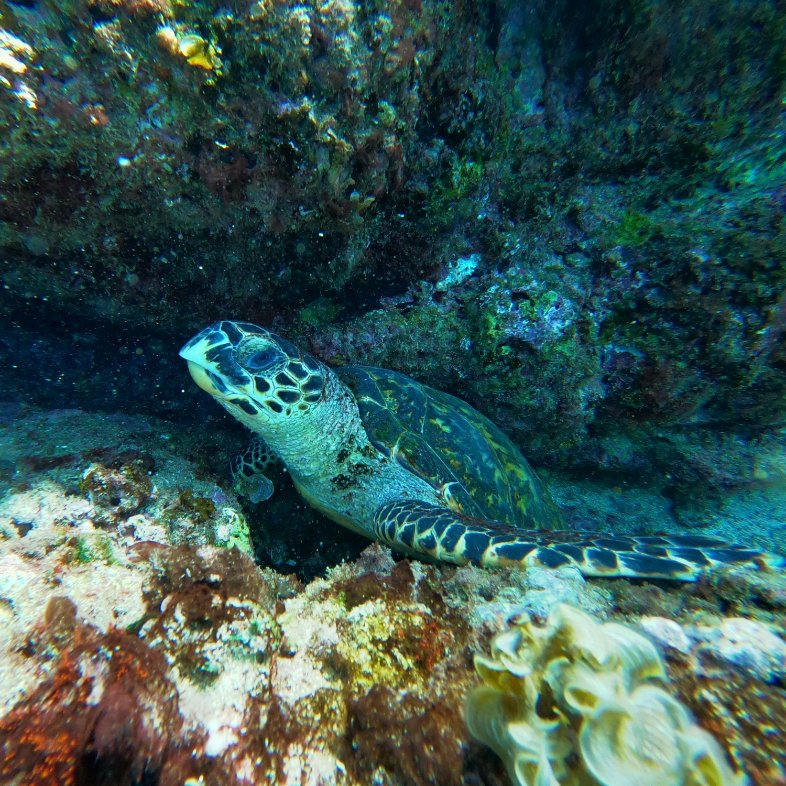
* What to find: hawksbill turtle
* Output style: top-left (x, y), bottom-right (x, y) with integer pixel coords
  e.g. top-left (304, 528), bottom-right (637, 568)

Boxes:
top-left (180, 320), bottom-right (781, 580)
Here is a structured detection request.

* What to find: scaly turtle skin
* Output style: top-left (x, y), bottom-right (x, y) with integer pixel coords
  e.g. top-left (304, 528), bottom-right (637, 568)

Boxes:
top-left (180, 321), bottom-right (783, 580)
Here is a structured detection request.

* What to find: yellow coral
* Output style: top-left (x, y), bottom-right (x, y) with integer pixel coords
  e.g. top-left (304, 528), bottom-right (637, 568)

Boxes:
top-left (0, 29), bottom-right (34, 75)
top-left (156, 29), bottom-right (221, 72)
top-left (177, 34), bottom-right (216, 70)
top-left (465, 605), bottom-right (747, 786)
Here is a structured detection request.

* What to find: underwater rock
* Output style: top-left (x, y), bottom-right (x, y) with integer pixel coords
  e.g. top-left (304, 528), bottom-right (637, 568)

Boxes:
top-left (1, 0), bottom-right (784, 474)
top-left (639, 616), bottom-right (693, 655)
top-left (691, 617), bottom-right (786, 684)
top-left (0, 0), bottom-right (490, 329)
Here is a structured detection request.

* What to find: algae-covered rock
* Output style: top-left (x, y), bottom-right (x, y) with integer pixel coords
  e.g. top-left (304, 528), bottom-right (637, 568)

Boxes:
top-left (0, 0), bottom-right (493, 327)
top-left (2, 0), bottom-right (786, 485)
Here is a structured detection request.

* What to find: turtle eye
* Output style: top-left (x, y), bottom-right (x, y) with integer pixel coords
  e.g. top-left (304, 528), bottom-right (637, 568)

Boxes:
top-left (244, 348), bottom-right (280, 372)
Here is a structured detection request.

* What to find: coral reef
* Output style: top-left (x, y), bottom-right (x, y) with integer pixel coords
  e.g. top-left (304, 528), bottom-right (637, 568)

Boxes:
top-left (466, 604), bottom-right (747, 786)
top-left (0, 407), bottom-right (783, 785)
top-left (1, 0), bottom-right (784, 495)
top-left (1, 0), bottom-right (785, 780)
top-left (0, 611), bottom-right (196, 786)
top-left (0, 0), bottom-right (487, 326)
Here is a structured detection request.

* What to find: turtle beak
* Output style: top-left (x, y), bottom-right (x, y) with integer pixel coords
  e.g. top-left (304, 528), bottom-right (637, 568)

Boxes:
top-left (180, 340), bottom-right (224, 397)
top-left (184, 358), bottom-right (224, 396)
top-left (179, 324), bottom-right (238, 398)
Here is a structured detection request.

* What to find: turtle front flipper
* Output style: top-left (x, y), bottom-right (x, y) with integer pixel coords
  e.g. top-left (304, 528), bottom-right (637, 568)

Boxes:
top-left (231, 436), bottom-right (279, 503)
top-left (373, 500), bottom-right (783, 580)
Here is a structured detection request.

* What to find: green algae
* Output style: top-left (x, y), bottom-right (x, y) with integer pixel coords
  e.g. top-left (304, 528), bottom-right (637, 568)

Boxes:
top-left (70, 533), bottom-right (115, 565)
top-left (212, 508), bottom-right (254, 555)
top-left (429, 156), bottom-right (485, 226)
top-left (297, 297), bottom-right (343, 328)
top-left (613, 209), bottom-right (659, 246)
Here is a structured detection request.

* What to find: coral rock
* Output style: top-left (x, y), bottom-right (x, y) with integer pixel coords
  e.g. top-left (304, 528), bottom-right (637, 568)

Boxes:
top-left (691, 617), bottom-right (786, 683)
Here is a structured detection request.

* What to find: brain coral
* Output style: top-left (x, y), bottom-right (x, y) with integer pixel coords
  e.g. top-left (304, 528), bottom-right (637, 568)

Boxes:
top-left (465, 604), bottom-right (746, 786)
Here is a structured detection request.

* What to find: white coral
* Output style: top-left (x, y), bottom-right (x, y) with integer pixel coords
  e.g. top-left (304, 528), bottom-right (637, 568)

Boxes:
top-left (465, 605), bottom-right (746, 786)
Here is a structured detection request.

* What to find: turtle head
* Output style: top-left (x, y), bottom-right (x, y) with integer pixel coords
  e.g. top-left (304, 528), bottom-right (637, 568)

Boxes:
top-left (179, 321), bottom-right (328, 436)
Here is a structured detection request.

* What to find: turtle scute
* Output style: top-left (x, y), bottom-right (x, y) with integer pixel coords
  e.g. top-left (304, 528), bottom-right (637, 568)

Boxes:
top-left (337, 365), bottom-right (565, 532)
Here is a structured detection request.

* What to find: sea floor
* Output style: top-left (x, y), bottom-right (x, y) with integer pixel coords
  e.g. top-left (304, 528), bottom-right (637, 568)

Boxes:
top-left (0, 404), bottom-right (784, 785)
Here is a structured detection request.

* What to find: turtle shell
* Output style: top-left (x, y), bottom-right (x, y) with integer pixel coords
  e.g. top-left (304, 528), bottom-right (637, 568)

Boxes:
top-left (336, 366), bottom-right (565, 531)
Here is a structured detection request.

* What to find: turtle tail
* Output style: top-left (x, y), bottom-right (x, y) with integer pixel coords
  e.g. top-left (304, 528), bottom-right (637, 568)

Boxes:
top-left (373, 500), bottom-right (783, 580)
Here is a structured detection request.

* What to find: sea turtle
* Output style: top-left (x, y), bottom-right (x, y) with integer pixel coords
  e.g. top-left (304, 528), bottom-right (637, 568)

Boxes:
top-left (180, 320), bottom-right (781, 580)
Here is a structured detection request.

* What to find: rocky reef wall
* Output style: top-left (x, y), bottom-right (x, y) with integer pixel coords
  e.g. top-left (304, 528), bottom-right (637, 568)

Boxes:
top-left (1, 0), bottom-right (785, 491)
